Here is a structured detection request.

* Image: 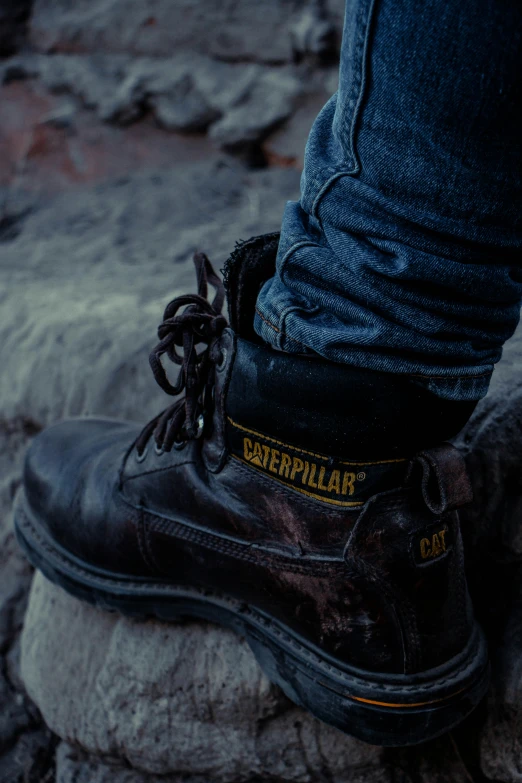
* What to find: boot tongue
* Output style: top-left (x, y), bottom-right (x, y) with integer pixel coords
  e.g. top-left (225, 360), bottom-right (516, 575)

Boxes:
top-left (222, 233), bottom-right (279, 340)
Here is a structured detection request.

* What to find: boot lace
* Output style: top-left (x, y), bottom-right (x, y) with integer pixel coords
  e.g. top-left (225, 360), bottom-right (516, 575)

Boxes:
top-left (135, 252), bottom-right (227, 456)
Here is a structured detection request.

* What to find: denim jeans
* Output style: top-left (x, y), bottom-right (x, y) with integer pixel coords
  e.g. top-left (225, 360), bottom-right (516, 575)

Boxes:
top-left (255, 0), bottom-right (522, 401)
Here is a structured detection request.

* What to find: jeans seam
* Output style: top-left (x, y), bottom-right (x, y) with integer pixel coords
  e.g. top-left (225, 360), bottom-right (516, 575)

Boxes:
top-left (279, 240), bottom-right (319, 282)
top-left (311, 170), bottom-right (352, 218)
top-left (255, 308), bottom-right (308, 348)
top-left (337, 0), bottom-right (379, 172)
top-left (408, 370), bottom-right (493, 380)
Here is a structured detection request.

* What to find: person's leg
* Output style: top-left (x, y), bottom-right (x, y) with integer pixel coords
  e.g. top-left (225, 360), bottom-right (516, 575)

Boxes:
top-left (256, 0), bottom-right (522, 402)
top-left (15, 0), bottom-right (507, 746)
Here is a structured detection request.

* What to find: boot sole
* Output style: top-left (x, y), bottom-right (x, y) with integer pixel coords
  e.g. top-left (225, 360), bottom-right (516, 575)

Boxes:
top-left (14, 494), bottom-right (489, 747)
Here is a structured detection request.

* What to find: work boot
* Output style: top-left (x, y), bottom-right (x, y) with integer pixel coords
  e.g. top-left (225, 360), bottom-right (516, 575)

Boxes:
top-left (15, 233), bottom-right (489, 746)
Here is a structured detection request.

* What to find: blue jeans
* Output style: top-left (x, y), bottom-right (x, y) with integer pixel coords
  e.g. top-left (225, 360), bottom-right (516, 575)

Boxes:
top-left (255, 0), bottom-right (522, 401)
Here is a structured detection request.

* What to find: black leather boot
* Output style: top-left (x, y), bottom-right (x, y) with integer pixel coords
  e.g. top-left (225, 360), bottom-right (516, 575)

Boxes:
top-left (15, 233), bottom-right (489, 746)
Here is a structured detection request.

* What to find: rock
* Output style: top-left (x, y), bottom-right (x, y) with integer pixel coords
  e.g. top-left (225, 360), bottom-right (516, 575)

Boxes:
top-left (0, 80), bottom-right (220, 196)
top-left (477, 575), bottom-right (522, 782)
top-left (209, 69), bottom-right (302, 148)
top-left (290, 10), bottom-right (336, 60)
top-left (38, 53), bottom-right (131, 116)
top-left (0, 4), bottom-right (354, 781)
top-left (21, 573), bottom-right (386, 780)
top-left (98, 55), bottom-right (255, 132)
top-left (446, 332), bottom-right (522, 782)
top-left (263, 70), bottom-right (337, 167)
top-left (19, 573), bottom-right (491, 783)
top-left (54, 741), bottom-right (395, 783)
top-left (0, 535), bottom-right (33, 653)
top-left (0, 161), bottom-right (299, 425)
top-left (0, 668), bottom-right (34, 754)
top-left (0, 419), bottom-right (41, 655)
top-left (3, 53), bottom-right (305, 149)
top-left (29, 0), bottom-right (342, 63)
top-left (55, 742), bottom-right (182, 783)
top-left (0, 728), bottom-right (55, 783)
top-left (151, 81), bottom-right (221, 134)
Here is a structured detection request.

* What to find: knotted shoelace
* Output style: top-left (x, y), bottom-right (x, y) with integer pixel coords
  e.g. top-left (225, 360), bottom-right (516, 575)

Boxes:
top-left (135, 252), bottom-right (228, 456)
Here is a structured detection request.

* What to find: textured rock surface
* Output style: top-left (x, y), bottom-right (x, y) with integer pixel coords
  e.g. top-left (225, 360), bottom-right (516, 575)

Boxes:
top-left (28, 0), bottom-right (344, 63)
top-left (454, 332), bottom-right (522, 783)
top-left (22, 574), bottom-right (386, 780)
top-left (0, 162), bottom-right (300, 425)
top-left (51, 738), bottom-right (481, 783)
top-left (0, 0), bottom-right (343, 175)
top-left (20, 576), bottom-right (494, 783)
top-left (2, 53), bottom-right (312, 147)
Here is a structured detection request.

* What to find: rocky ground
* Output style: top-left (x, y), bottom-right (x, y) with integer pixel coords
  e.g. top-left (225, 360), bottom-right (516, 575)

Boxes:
top-left (1, 1), bottom-right (522, 782)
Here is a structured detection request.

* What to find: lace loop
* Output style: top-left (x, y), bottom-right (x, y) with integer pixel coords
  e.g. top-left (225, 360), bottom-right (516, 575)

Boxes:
top-left (135, 253), bottom-right (227, 456)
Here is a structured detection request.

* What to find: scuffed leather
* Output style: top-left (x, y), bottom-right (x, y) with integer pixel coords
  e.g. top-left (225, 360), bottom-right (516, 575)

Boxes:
top-left (24, 412), bottom-right (474, 675)
top-left (202, 328), bottom-right (236, 473)
top-left (406, 444), bottom-right (474, 514)
top-left (345, 488), bottom-right (472, 672)
top-left (24, 419), bottom-right (147, 575)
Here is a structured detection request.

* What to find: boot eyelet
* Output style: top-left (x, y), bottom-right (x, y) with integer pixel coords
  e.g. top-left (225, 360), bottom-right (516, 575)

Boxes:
top-left (154, 444), bottom-right (164, 456)
top-left (135, 446), bottom-right (148, 463)
top-left (174, 439), bottom-right (187, 451)
top-left (195, 414), bottom-right (205, 438)
top-left (216, 348), bottom-right (227, 371)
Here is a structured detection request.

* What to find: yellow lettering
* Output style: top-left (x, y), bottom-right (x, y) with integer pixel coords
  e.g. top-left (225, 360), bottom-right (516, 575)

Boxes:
top-left (279, 452), bottom-right (292, 478)
top-left (308, 463), bottom-right (318, 489)
top-left (243, 438), bottom-right (253, 460)
top-left (302, 461), bottom-right (310, 484)
top-left (431, 533), bottom-right (442, 557)
top-left (342, 472), bottom-right (356, 496)
top-left (246, 441), bottom-right (264, 468)
top-left (420, 538), bottom-right (431, 559)
top-left (317, 466), bottom-right (329, 491)
top-left (261, 444), bottom-right (270, 468)
top-left (291, 457), bottom-right (304, 481)
top-left (269, 448), bottom-right (280, 473)
top-left (439, 529), bottom-right (447, 551)
top-left (327, 470), bottom-right (341, 495)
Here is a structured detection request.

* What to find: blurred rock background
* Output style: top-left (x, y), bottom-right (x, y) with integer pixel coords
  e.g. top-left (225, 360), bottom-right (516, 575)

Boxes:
top-left (1, 0), bottom-right (344, 198)
top-left (1, 2), bottom-right (522, 782)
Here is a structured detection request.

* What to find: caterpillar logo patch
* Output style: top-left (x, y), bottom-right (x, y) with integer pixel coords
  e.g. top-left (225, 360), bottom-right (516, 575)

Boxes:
top-left (226, 418), bottom-right (408, 507)
top-left (412, 523), bottom-right (453, 565)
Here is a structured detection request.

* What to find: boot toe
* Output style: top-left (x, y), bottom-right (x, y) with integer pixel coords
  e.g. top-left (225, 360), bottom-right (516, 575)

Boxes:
top-left (21, 417), bottom-right (141, 572)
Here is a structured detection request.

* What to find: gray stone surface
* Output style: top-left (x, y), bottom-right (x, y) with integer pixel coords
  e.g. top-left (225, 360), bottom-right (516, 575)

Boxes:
top-left (454, 333), bottom-right (522, 783)
top-left (52, 739), bottom-right (480, 783)
top-left (29, 0), bottom-right (342, 63)
top-left (2, 0), bottom-right (340, 160)
top-left (22, 574), bottom-right (385, 780)
top-left (0, 728), bottom-right (55, 783)
top-left (0, 162), bottom-right (300, 426)
top-left (1, 52), bottom-right (328, 153)
top-left (55, 742), bottom-right (182, 783)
